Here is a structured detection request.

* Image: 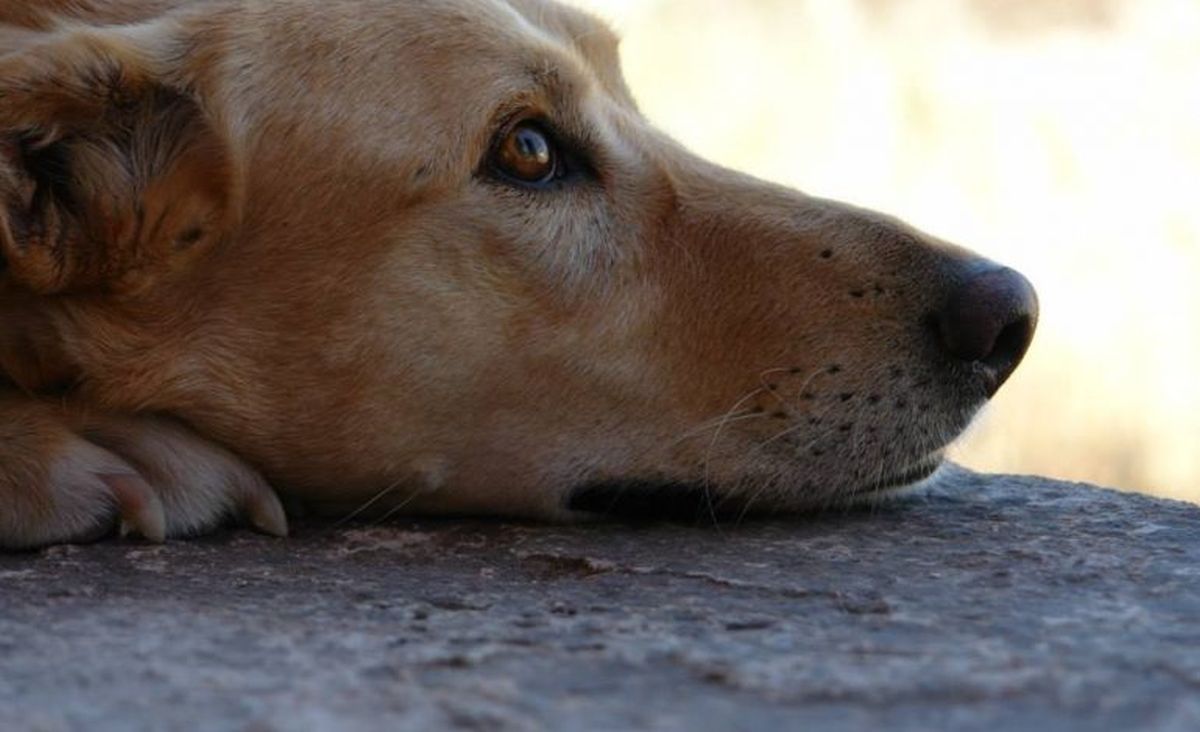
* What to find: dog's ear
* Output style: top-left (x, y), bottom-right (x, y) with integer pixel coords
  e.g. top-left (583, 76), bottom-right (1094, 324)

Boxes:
top-left (0, 26), bottom-right (238, 295)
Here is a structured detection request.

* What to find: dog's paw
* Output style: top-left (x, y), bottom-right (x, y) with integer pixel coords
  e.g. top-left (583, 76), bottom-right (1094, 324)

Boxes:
top-left (0, 398), bottom-right (287, 549)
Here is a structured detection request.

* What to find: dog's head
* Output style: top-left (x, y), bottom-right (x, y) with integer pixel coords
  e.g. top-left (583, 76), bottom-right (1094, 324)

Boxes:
top-left (0, 0), bottom-right (1036, 520)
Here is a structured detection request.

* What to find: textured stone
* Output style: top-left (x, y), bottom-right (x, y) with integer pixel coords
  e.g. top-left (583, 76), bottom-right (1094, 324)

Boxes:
top-left (2, 465), bottom-right (1198, 731)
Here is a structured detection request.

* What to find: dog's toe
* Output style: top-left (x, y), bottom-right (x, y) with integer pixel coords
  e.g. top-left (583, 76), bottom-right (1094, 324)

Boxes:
top-left (0, 399), bottom-right (287, 549)
top-left (81, 415), bottom-right (289, 542)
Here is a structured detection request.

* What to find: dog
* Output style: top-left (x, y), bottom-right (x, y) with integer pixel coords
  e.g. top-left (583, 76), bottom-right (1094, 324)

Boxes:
top-left (0, 0), bottom-right (1037, 548)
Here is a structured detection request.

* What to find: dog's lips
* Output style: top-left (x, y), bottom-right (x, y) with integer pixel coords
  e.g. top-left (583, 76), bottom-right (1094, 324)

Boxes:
top-left (852, 455), bottom-right (943, 496)
top-left (567, 455), bottom-right (945, 521)
top-left (567, 480), bottom-right (721, 522)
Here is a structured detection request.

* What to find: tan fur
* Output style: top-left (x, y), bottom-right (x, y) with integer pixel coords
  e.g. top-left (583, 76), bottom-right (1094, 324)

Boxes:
top-left (0, 0), bottom-right (1028, 547)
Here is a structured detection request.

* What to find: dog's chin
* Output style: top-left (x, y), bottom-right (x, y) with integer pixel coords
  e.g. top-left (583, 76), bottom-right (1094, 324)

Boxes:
top-left (566, 455), bottom-right (945, 522)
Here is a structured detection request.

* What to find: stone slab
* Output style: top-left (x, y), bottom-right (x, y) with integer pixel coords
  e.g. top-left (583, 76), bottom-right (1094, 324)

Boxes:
top-left (2, 466), bottom-right (1198, 731)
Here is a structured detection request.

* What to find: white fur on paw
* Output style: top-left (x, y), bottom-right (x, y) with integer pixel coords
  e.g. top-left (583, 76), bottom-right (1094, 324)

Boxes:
top-left (81, 417), bottom-right (288, 541)
top-left (0, 412), bottom-right (287, 549)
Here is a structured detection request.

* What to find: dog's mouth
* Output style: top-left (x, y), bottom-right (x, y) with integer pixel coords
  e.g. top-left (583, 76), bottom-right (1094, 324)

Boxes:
top-left (567, 480), bottom-right (735, 522)
top-left (567, 456), bottom-right (943, 521)
top-left (846, 457), bottom-right (943, 497)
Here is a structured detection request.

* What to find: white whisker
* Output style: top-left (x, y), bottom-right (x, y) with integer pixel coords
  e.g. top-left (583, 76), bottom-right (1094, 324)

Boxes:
top-left (334, 479), bottom-right (403, 527)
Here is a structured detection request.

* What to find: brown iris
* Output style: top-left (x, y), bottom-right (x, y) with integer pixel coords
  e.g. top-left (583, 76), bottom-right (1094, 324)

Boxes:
top-left (494, 123), bottom-right (557, 184)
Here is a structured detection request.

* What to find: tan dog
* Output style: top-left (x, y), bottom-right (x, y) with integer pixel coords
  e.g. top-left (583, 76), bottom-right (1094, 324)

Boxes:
top-left (0, 0), bottom-right (1037, 548)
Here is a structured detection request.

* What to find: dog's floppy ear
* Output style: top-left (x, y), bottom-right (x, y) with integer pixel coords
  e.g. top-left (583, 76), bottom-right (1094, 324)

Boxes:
top-left (0, 26), bottom-right (238, 295)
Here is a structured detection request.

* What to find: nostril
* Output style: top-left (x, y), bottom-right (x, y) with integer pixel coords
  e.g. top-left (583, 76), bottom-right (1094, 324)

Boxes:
top-left (986, 315), bottom-right (1034, 373)
top-left (937, 267), bottom-right (1039, 394)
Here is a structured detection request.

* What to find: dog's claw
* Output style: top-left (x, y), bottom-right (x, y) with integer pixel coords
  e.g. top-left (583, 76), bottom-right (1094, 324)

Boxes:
top-left (243, 478), bottom-right (289, 537)
top-left (103, 473), bottom-right (167, 543)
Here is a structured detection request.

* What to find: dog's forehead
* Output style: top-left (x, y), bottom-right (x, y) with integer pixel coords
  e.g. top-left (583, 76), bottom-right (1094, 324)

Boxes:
top-left (239, 0), bottom-right (624, 88)
top-left (500, 0), bottom-right (628, 94)
top-left (413, 0), bottom-right (630, 106)
top-left (219, 0), bottom-right (633, 172)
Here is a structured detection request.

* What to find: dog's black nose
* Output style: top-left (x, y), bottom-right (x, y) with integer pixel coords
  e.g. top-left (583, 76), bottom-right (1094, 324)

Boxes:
top-left (936, 267), bottom-right (1038, 395)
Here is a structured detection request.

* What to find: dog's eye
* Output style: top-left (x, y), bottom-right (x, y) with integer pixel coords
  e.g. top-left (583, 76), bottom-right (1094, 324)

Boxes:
top-left (493, 122), bottom-right (559, 185)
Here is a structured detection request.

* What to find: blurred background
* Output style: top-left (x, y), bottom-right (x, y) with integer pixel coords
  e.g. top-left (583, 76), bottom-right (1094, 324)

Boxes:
top-left (569, 0), bottom-right (1200, 502)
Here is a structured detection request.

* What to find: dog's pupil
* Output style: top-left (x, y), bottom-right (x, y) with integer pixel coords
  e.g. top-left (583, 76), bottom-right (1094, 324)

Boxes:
top-left (514, 128), bottom-right (549, 163)
top-left (502, 125), bottom-right (553, 180)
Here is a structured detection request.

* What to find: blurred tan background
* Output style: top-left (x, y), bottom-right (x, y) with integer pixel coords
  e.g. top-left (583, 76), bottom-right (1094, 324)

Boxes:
top-left (569, 0), bottom-right (1200, 501)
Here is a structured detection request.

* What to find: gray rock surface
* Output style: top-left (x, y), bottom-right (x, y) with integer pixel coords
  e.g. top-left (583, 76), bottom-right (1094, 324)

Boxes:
top-left (2, 466), bottom-right (1198, 731)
